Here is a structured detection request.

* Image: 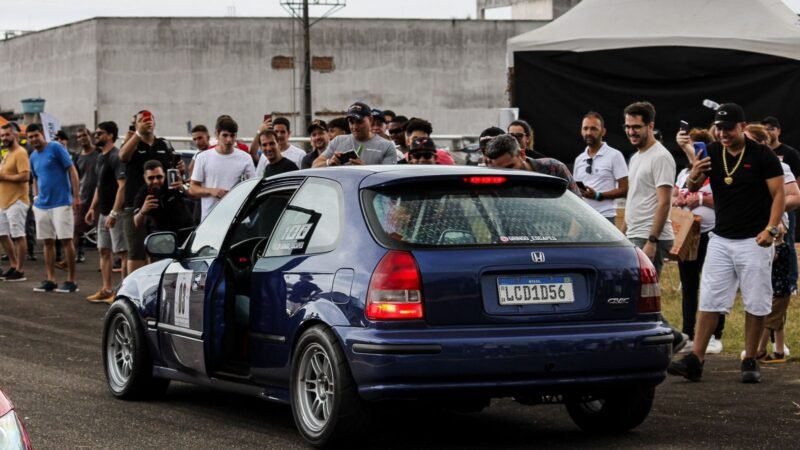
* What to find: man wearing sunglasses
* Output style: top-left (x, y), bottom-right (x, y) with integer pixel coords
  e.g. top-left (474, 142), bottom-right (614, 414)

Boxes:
top-left (573, 111), bottom-right (628, 224)
top-left (388, 115), bottom-right (409, 154)
top-left (407, 137), bottom-right (438, 165)
top-left (484, 134), bottom-right (580, 195)
top-left (507, 120), bottom-right (546, 159)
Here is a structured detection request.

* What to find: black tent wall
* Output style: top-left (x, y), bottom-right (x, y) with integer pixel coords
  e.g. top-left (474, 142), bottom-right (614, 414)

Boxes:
top-left (513, 47), bottom-right (800, 168)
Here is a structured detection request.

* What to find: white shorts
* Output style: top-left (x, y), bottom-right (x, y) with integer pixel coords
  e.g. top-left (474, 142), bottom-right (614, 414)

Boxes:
top-left (0, 200), bottom-right (29, 239)
top-left (34, 205), bottom-right (74, 241)
top-left (97, 213), bottom-right (128, 253)
top-left (699, 232), bottom-right (774, 316)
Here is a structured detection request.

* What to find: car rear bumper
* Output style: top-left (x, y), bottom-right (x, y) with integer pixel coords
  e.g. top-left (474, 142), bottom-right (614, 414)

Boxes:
top-left (335, 322), bottom-right (672, 401)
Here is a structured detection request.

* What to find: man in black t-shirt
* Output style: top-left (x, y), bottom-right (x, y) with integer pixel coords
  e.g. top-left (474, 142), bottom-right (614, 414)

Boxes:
top-left (85, 121), bottom-right (127, 303)
top-left (670, 104), bottom-right (784, 384)
top-left (258, 130), bottom-right (298, 178)
top-left (133, 160), bottom-right (193, 235)
top-left (762, 116), bottom-right (800, 293)
top-left (119, 110), bottom-right (181, 273)
top-left (301, 120), bottom-right (329, 169)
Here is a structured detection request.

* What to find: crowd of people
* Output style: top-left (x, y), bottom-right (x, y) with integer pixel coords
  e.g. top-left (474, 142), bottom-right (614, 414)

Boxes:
top-left (0, 99), bottom-right (795, 383)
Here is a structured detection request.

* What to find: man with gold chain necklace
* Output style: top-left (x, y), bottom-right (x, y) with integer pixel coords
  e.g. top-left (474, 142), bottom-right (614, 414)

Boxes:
top-left (669, 103), bottom-right (784, 384)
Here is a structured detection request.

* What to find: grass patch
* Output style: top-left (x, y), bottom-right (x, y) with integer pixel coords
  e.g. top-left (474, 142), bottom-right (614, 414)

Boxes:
top-left (659, 260), bottom-right (799, 356)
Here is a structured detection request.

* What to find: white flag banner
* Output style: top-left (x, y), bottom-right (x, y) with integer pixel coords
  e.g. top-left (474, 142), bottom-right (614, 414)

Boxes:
top-left (39, 111), bottom-right (61, 143)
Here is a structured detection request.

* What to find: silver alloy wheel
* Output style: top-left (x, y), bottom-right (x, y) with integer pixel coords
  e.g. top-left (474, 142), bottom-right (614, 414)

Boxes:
top-left (106, 314), bottom-right (134, 390)
top-left (295, 342), bottom-right (335, 433)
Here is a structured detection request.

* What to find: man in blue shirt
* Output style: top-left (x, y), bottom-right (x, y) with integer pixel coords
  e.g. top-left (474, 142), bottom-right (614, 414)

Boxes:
top-left (27, 123), bottom-right (81, 293)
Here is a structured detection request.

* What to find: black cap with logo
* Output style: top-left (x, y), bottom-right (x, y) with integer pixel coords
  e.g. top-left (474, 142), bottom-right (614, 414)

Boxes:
top-left (307, 119), bottom-right (328, 134)
top-left (346, 102), bottom-right (372, 120)
top-left (714, 103), bottom-right (746, 129)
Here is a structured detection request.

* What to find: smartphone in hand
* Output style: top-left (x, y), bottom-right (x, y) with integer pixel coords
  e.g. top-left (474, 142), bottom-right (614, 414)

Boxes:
top-left (338, 150), bottom-right (359, 164)
top-left (679, 120), bottom-right (690, 133)
top-left (576, 181), bottom-right (587, 191)
top-left (693, 142), bottom-right (708, 159)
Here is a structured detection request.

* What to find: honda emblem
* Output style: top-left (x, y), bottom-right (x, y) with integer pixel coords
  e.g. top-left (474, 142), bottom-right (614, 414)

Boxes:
top-left (531, 251), bottom-right (545, 263)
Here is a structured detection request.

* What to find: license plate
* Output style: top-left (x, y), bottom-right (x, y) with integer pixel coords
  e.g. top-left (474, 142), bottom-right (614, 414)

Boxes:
top-left (497, 276), bottom-right (575, 305)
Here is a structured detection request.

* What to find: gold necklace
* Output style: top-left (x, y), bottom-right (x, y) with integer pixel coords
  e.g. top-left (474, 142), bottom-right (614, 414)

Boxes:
top-left (722, 145), bottom-right (745, 185)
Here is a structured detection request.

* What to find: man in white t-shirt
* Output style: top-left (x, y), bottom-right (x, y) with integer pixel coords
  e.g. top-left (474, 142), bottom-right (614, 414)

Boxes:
top-left (189, 116), bottom-right (255, 221)
top-left (623, 101), bottom-right (675, 276)
top-left (573, 111), bottom-right (628, 223)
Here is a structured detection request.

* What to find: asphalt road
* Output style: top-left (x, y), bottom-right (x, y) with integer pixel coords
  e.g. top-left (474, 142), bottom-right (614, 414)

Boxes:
top-left (1, 249), bottom-right (799, 449)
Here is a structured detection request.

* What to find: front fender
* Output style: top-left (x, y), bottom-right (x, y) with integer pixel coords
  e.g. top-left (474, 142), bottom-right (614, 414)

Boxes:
top-left (116, 259), bottom-right (171, 320)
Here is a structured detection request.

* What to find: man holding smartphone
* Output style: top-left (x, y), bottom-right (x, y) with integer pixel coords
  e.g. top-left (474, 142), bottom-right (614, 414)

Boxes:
top-left (119, 110), bottom-right (182, 273)
top-left (312, 102), bottom-right (397, 167)
top-left (573, 111), bottom-right (628, 223)
top-left (669, 103), bottom-right (785, 384)
top-left (134, 160), bottom-right (193, 234)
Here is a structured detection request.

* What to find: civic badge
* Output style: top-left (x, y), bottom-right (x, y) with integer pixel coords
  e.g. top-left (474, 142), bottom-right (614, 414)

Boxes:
top-left (531, 251), bottom-right (545, 263)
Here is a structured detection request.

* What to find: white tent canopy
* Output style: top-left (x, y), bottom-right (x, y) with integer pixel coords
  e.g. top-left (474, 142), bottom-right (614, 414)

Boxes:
top-left (507, 0), bottom-right (800, 65)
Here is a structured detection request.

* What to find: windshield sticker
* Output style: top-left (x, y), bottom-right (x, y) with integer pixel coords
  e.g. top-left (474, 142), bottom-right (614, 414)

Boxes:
top-left (281, 223), bottom-right (313, 241)
top-left (499, 235), bottom-right (557, 243)
top-left (174, 271), bottom-right (193, 328)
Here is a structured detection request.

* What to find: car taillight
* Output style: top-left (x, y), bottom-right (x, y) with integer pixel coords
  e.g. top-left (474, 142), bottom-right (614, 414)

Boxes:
top-left (366, 251), bottom-right (423, 320)
top-left (635, 247), bottom-right (661, 313)
top-left (463, 176), bottom-right (507, 185)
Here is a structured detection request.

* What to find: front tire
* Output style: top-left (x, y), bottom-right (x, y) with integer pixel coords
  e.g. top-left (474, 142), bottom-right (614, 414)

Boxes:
top-left (564, 386), bottom-right (655, 433)
top-left (102, 300), bottom-right (169, 399)
top-left (290, 325), bottom-right (365, 447)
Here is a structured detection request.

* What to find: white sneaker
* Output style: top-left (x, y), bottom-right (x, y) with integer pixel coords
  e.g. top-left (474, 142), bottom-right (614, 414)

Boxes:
top-left (706, 337), bottom-right (723, 354)
top-left (678, 339), bottom-right (694, 353)
top-left (783, 343), bottom-right (790, 356)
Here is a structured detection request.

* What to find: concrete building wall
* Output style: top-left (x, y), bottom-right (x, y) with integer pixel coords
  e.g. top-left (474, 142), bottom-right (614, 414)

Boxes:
top-left (0, 20), bottom-right (97, 126)
top-left (3, 17), bottom-right (543, 138)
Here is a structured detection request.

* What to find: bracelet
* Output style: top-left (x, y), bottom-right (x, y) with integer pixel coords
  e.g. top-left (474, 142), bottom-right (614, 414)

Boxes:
top-left (135, 131), bottom-right (143, 139)
top-left (687, 175), bottom-right (700, 184)
top-left (326, 158), bottom-right (332, 166)
top-left (698, 192), bottom-right (703, 206)
top-left (595, 191), bottom-right (602, 200)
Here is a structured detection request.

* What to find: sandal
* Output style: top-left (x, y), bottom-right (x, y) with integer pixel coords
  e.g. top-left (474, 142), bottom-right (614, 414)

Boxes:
top-left (763, 352), bottom-right (786, 364)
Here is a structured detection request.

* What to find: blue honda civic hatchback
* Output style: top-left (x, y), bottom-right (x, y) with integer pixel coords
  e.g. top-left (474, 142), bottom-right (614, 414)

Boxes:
top-left (102, 165), bottom-right (672, 446)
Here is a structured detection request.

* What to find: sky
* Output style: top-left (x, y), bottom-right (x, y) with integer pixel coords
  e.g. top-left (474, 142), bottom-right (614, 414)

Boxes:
top-left (2, 0), bottom-right (798, 32)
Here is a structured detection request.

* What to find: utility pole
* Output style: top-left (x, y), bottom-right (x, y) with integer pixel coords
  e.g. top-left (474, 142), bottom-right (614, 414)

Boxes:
top-left (280, 0), bottom-right (346, 132)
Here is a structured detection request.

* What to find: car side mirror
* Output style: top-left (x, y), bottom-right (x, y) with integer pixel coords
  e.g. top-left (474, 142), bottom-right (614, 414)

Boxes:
top-left (145, 232), bottom-right (178, 260)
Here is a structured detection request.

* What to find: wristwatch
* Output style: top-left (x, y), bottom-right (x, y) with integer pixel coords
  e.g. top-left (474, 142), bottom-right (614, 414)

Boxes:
top-left (766, 226), bottom-right (779, 238)
top-left (110, 210), bottom-right (119, 219)
top-left (647, 235), bottom-right (659, 243)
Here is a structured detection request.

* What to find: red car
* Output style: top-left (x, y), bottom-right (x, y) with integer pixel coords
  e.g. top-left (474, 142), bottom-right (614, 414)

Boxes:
top-left (0, 388), bottom-right (32, 449)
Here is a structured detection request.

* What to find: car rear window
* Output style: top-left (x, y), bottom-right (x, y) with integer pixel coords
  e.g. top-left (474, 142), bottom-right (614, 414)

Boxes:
top-left (363, 184), bottom-right (625, 248)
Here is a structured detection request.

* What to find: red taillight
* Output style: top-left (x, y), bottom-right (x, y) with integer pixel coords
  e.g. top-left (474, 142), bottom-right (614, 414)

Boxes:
top-left (463, 176), bottom-right (507, 185)
top-left (366, 251), bottom-right (423, 320)
top-left (636, 247), bottom-right (661, 313)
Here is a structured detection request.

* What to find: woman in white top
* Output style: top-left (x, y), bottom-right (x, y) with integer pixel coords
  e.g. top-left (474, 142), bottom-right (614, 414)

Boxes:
top-left (674, 128), bottom-right (725, 354)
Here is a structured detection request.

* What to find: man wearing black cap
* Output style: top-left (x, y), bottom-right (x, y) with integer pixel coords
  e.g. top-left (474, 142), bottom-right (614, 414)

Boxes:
top-left (301, 120), bottom-right (329, 169)
top-left (669, 103), bottom-right (784, 384)
top-left (312, 102), bottom-right (397, 167)
top-left (407, 137), bottom-right (438, 165)
top-left (762, 115), bottom-right (800, 293)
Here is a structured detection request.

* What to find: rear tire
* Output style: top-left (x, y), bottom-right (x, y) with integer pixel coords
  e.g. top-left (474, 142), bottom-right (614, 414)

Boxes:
top-left (564, 386), bottom-right (655, 433)
top-left (103, 300), bottom-right (170, 399)
top-left (290, 325), bottom-right (365, 447)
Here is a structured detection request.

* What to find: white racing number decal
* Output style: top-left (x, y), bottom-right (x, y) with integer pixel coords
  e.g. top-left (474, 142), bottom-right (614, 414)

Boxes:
top-left (174, 270), bottom-right (193, 328)
top-left (281, 223), bottom-right (313, 241)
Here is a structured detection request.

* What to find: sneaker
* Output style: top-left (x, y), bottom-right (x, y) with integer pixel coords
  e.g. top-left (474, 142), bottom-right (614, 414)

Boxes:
top-left (54, 260), bottom-right (68, 271)
top-left (0, 267), bottom-right (15, 280)
top-left (3, 269), bottom-right (26, 282)
top-left (33, 280), bottom-right (58, 292)
top-left (76, 252), bottom-right (86, 263)
top-left (783, 343), bottom-right (790, 357)
top-left (86, 289), bottom-right (114, 303)
top-left (678, 339), bottom-right (694, 353)
top-left (762, 352), bottom-right (786, 364)
top-left (54, 281), bottom-right (79, 293)
top-left (672, 331), bottom-right (690, 354)
top-left (706, 337), bottom-right (723, 354)
top-left (668, 353), bottom-right (704, 382)
top-left (741, 358), bottom-right (762, 383)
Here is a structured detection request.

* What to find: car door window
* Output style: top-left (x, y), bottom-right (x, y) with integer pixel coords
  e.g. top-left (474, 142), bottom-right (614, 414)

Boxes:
top-left (265, 178), bottom-right (342, 257)
top-left (188, 179), bottom-right (258, 258)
